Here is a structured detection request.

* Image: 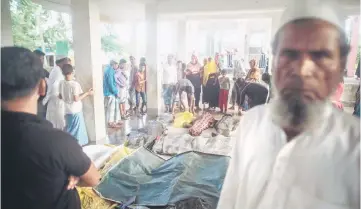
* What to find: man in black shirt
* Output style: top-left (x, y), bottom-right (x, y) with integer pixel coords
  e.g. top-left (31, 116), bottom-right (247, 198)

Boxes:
top-left (1, 46), bottom-right (100, 209)
top-left (236, 78), bottom-right (269, 111)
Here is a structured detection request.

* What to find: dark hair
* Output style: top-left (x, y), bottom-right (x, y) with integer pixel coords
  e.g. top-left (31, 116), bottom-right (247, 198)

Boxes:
top-left (33, 49), bottom-right (45, 57)
top-left (55, 57), bottom-right (69, 65)
top-left (185, 86), bottom-right (193, 94)
top-left (119, 59), bottom-right (127, 64)
top-left (2, 47), bottom-right (44, 101)
top-left (139, 62), bottom-right (146, 68)
top-left (272, 18), bottom-right (350, 61)
top-left (262, 72), bottom-right (271, 84)
top-left (62, 64), bottom-right (74, 76)
top-left (181, 63), bottom-right (186, 70)
top-left (221, 69), bottom-right (227, 74)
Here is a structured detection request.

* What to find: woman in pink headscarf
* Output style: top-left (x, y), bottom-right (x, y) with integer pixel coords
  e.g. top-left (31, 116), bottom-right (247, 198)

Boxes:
top-left (186, 54), bottom-right (202, 110)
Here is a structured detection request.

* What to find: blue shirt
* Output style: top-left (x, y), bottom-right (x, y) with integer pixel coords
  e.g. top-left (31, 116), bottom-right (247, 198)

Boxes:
top-left (103, 65), bottom-right (118, 97)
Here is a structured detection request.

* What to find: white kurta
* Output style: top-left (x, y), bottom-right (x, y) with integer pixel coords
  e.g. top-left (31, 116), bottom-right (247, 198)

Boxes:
top-left (44, 66), bottom-right (65, 129)
top-left (162, 63), bottom-right (178, 85)
top-left (218, 105), bottom-right (360, 209)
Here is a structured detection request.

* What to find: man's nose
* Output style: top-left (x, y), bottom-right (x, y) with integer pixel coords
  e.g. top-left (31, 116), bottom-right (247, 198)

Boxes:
top-left (297, 55), bottom-right (315, 78)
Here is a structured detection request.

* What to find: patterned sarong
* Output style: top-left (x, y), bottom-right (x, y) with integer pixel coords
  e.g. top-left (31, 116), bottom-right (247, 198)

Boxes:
top-left (189, 112), bottom-right (215, 136)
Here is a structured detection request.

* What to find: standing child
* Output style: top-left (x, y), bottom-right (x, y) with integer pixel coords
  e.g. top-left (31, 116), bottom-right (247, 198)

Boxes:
top-left (115, 59), bottom-right (129, 120)
top-left (135, 63), bottom-right (147, 114)
top-left (59, 64), bottom-right (93, 146)
top-left (218, 69), bottom-right (231, 113)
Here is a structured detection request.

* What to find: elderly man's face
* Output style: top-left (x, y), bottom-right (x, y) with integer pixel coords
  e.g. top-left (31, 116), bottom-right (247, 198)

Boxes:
top-left (273, 20), bottom-right (342, 103)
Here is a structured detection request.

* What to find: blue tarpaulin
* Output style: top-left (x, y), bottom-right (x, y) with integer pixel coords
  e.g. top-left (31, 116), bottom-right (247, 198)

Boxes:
top-left (94, 147), bottom-right (229, 208)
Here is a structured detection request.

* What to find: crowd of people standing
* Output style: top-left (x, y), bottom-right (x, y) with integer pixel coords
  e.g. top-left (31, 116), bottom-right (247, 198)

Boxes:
top-left (161, 53), bottom-right (271, 115)
top-left (103, 56), bottom-right (147, 128)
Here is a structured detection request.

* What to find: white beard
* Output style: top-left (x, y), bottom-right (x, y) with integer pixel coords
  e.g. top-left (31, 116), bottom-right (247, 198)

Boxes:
top-left (269, 87), bottom-right (330, 130)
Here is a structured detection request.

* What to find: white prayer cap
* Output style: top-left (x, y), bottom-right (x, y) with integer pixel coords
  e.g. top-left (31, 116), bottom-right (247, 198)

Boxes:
top-left (277, 0), bottom-right (344, 34)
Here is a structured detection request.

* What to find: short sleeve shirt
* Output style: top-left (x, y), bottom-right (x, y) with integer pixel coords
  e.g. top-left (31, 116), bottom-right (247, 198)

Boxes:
top-left (2, 111), bottom-right (91, 209)
top-left (59, 80), bottom-right (83, 114)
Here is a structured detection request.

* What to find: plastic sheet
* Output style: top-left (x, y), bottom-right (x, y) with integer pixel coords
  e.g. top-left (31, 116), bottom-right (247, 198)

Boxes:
top-left (78, 145), bottom-right (134, 209)
top-left (94, 148), bottom-right (229, 208)
top-left (157, 113), bottom-right (174, 125)
top-left (83, 145), bottom-right (117, 168)
top-left (214, 115), bottom-right (240, 137)
top-left (167, 198), bottom-right (212, 209)
top-left (146, 120), bottom-right (167, 137)
top-left (173, 112), bottom-right (194, 128)
top-left (151, 134), bottom-right (233, 157)
top-left (126, 131), bottom-right (152, 149)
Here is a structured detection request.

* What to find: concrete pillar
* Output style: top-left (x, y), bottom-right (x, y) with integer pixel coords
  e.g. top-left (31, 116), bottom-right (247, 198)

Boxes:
top-left (1, 0), bottom-right (13, 46)
top-left (129, 21), bottom-right (140, 59)
top-left (177, 19), bottom-right (187, 61)
top-left (145, 3), bottom-right (161, 117)
top-left (346, 16), bottom-right (360, 77)
top-left (269, 13), bottom-right (281, 73)
top-left (71, 0), bottom-right (106, 143)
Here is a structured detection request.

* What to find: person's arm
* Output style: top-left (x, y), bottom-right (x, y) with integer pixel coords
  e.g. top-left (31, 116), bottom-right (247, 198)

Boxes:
top-left (107, 71), bottom-right (118, 96)
top-left (55, 134), bottom-right (101, 187)
top-left (238, 85), bottom-right (248, 110)
top-left (74, 91), bottom-right (92, 102)
top-left (73, 83), bottom-right (93, 102)
top-left (227, 78), bottom-right (231, 90)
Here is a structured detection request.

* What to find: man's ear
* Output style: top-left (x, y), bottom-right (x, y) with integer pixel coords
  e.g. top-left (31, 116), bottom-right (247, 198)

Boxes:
top-left (38, 79), bottom-right (46, 97)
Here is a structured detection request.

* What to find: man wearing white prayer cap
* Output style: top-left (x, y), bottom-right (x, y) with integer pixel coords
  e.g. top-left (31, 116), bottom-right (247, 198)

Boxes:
top-left (43, 55), bottom-right (71, 129)
top-left (217, 1), bottom-right (359, 209)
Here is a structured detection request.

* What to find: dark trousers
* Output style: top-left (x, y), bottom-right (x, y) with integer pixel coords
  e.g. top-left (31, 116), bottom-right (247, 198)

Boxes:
top-left (194, 87), bottom-right (201, 107)
top-left (135, 91), bottom-right (147, 106)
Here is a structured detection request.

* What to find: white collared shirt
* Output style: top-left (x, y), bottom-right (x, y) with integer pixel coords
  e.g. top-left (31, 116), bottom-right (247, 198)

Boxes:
top-left (162, 63), bottom-right (178, 85)
top-left (218, 105), bottom-right (360, 209)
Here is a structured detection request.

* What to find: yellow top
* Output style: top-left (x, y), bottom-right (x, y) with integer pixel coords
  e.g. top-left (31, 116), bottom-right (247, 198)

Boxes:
top-left (203, 61), bottom-right (217, 85)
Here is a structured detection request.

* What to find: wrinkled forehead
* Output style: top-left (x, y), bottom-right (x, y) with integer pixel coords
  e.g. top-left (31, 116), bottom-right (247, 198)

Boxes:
top-left (276, 20), bottom-right (341, 54)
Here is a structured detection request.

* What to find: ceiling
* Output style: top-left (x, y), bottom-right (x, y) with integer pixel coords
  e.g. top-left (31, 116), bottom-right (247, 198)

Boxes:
top-left (33, 0), bottom-right (360, 23)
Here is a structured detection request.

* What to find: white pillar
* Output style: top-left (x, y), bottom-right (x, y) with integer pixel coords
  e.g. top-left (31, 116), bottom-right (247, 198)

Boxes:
top-left (177, 19), bottom-right (187, 61)
top-left (1, 0), bottom-right (13, 46)
top-left (71, 0), bottom-right (106, 143)
top-left (145, 3), bottom-right (161, 117)
top-left (129, 21), bottom-right (139, 59)
top-left (269, 13), bottom-right (281, 74)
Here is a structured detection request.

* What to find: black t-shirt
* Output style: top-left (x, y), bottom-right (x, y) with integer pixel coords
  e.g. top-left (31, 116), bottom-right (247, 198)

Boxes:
top-left (238, 82), bottom-right (269, 108)
top-left (186, 73), bottom-right (202, 89)
top-left (2, 110), bottom-right (91, 209)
